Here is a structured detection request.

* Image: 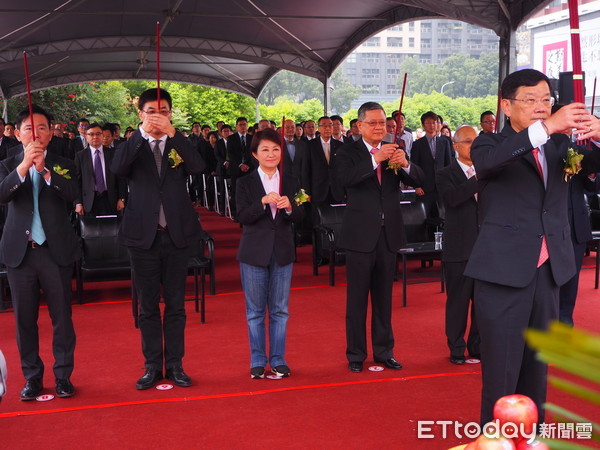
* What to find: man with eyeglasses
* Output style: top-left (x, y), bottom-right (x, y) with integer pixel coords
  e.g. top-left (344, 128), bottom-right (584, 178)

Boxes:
top-left (68, 118), bottom-right (90, 159)
top-left (479, 111), bottom-right (496, 134)
top-left (74, 122), bottom-right (126, 216)
top-left (334, 102), bottom-right (424, 373)
top-left (302, 120), bottom-right (317, 141)
top-left (302, 116), bottom-right (344, 211)
top-left (228, 117), bottom-right (254, 217)
top-left (410, 111), bottom-right (454, 219)
top-left (0, 118), bottom-right (19, 160)
top-left (464, 69), bottom-right (600, 426)
top-left (436, 126), bottom-right (481, 367)
top-left (111, 88), bottom-right (205, 390)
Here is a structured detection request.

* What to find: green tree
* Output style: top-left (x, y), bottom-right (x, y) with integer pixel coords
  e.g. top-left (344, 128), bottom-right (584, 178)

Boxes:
top-left (259, 97), bottom-right (324, 124)
top-left (163, 82), bottom-right (255, 128)
top-left (397, 53), bottom-right (498, 98)
top-left (329, 69), bottom-right (361, 114)
top-left (259, 71), bottom-right (322, 105)
top-left (258, 69), bottom-right (359, 115)
top-left (342, 92), bottom-right (497, 131)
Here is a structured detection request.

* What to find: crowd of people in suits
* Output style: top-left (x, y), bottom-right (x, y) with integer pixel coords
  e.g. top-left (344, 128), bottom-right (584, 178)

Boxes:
top-left (2, 70), bottom-right (600, 431)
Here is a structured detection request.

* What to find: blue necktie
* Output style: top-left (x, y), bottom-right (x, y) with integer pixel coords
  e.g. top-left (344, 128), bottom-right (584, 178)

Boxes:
top-left (31, 172), bottom-right (46, 245)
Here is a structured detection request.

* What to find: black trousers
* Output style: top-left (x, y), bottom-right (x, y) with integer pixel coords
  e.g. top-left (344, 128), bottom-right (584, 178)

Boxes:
top-left (444, 261), bottom-right (480, 359)
top-left (474, 262), bottom-right (558, 425)
top-left (345, 227), bottom-right (396, 363)
top-left (88, 192), bottom-right (114, 216)
top-left (558, 240), bottom-right (586, 325)
top-left (8, 246), bottom-right (75, 381)
top-left (128, 230), bottom-right (190, 371)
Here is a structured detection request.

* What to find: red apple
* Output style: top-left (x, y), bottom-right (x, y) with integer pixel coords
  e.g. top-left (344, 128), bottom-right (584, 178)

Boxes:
top-left (471, 435), bottom-right (516, 449)
top-left (516, 440), bottom-right (549, 449)
top-left (493, 394), bottom-right (538, 437)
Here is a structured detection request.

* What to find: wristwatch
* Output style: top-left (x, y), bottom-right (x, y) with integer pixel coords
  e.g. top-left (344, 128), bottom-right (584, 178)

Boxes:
top-left (37, 168), bottom-right (49, 176)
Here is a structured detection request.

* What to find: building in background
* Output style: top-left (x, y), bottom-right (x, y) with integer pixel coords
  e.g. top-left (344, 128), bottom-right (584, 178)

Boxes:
top-left (342, 20), bottom-right (499, 108)
top-left (340, 1), bottom-right (599, 114)
top-left (518, 0), bottom-right (600, 114)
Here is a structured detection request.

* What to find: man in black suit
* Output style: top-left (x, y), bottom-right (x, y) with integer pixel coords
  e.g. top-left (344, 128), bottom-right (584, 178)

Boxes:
top-left (102, 123), bottom-right (117, 149)
top-left (74, 123), bottom-right (126, 216)
top-left (334, 102), bottom-right (424, 373)
top-left (283, 119), bottom-right (310, 243)
top-left (3, 122), bottom-right (16, 139)
top-left (187, 122), bottom-right (208, 205)
top-left (302, 116), bottom-right (345, 209)
top-left (436, 125), bottom-right (480, 365)
top-left (559, 169), bottom-right (600, 325)
top-left (464, 69), bottom-right (600, 424)
top-left (410, 111), bottom-right (454, 219)
top-left (68, 118), bottom-right (90, 159)
top-left (0, 105), bottom-right (80, 400)
top-left (47, 121), bottom-right (71, 159)
top-left (188, 122), bottom-right (202, 148)
top-left (349, 119), bottom-right (361, 142)
top-left (214, 124), bottom-right (233, 214)
top-left (302, 120), bottom-right (317, 141)
top-left (282, 119), bottom-right (306, 186)
top-left (479, 111), bottom-right (497, 135)
top-left (112, 123), bottom-right (126, 147)
top-left (111, 88), bottom-right (205, 390)
top-left (0, 118), bottom-right (19, 160)
top-left (228, 117), bottom-right (254, 215)
top-left (331, 115), bottom-right (352, 145)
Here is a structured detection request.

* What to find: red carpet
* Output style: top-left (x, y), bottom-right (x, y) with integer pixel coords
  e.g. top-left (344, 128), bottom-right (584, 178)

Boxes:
top-left (0, 209), bottom-right (599, 449)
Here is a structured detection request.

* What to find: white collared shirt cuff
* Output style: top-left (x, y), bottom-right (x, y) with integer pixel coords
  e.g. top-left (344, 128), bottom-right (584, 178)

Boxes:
top-left (20, 169), bottom-right (52, 185)
top-left (402, 163), bottom-right (411, 174)
top-left (529, 120), bottom-right (550, 148)
top-left (371, 155), bottom-right (378, 170)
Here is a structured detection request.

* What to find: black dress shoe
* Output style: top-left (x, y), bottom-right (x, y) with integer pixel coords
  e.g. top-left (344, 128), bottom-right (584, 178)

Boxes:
top-left (348, 361), bottom-right (363, 373)
top-left (450, 357), bottom-right (466, 365)
top-left (375, 358), bottom-right (403, 370)
top-left (166, 367), bottom-right (192, 387)
top-left (56, 378), bottom-right (75, 398)
top-left (135, 368), bottom-right (163, 390)
top-left (20, 378), bottom-right (43, 401)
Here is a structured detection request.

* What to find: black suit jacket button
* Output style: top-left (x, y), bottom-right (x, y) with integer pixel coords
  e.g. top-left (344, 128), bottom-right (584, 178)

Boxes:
top-left (538, 234), bottom-right (543, 238)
